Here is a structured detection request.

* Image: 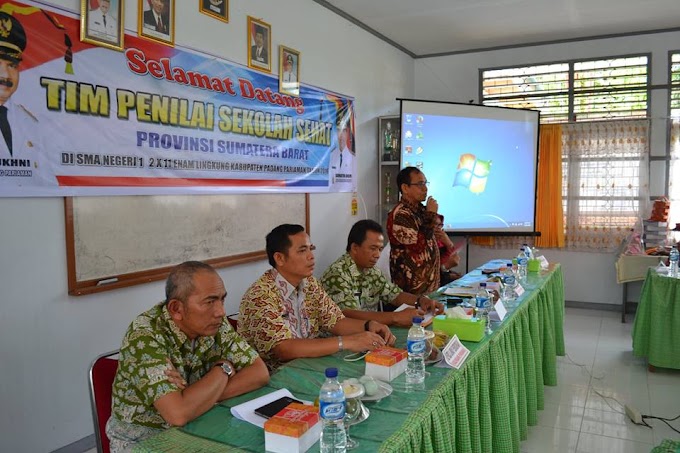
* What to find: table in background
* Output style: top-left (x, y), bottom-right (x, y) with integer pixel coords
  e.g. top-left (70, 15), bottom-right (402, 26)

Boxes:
top-left (135, 264), bottom-right (565, 453)
top-left (632, 268), bottom-right (680, 370)
top-left (615, 254), bottom-right (662, 323)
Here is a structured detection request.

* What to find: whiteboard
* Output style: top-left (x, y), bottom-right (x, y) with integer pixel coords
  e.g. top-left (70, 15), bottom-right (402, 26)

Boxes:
top-left (65, 194), bottom-right (308, 294)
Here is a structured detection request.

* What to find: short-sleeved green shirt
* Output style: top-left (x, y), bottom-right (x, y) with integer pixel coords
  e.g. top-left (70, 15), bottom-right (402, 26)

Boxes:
top-left (321, 253), bottom-right (402, 311)
top-left (106, 302), bottom-right (259, 444)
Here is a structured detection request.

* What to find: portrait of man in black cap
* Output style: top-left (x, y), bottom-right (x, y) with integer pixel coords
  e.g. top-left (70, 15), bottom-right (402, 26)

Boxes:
top-left (0, 11), bottom-right (39, 159)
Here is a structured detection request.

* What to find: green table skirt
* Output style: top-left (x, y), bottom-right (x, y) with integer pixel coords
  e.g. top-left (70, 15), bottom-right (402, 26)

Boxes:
top-left (136, 265), bottom-right (565, 453)
top-left (632, 269), bottom-right (680, 369)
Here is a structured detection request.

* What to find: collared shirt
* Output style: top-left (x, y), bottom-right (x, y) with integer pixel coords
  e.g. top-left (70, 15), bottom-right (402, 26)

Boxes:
top-left (387, 199), bottom-right (440, 295)
top-left (321, 253), bottom-right (402, 311)
top-left (238, 269), bottom-right (344, 371)
top-left (105, 302), bottom-right (259, 448)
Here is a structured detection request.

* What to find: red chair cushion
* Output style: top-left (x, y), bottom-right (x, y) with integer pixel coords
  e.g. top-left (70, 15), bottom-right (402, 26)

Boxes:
top-left (92, 357), bottom-right (119, 453)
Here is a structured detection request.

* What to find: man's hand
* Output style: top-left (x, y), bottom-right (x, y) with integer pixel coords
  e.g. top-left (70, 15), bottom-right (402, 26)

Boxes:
top-left (391, 307), bottom-right (425, 328)
top-left (425, 196), bottom-right (438, 213)
top-left (367, 321), bottom-right (396, 346)
top-left (418, 296), bottom-right (445, 315)
top-left (164, 358), bottom-right (187, 390)
top-left (343, 331), bottom-right (388, 352)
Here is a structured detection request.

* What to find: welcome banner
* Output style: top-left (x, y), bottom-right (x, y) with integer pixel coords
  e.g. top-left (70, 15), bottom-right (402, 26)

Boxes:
top-left (0, 0), bottom-right (357, 196)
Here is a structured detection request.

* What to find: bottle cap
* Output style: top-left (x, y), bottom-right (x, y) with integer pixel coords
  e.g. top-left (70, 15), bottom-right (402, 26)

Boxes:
top-left (412, 316), bottom-right (423, 324)
top-left (480, 282), bottom-right (486, 287)
top-left (325, 367), bottom-right (338, 378)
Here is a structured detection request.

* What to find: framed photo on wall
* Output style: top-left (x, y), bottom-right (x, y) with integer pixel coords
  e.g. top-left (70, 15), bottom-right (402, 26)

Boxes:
top-left (138, 0), bottom-right (174, 46)
top-left (247, 16), bottom-right (271, 73)
top-left (279, 46), bottom-right (300, 97)
top-left (80, 0), bottom-right (125, 51)
top-left (200, 0), bottom-right (229, 23)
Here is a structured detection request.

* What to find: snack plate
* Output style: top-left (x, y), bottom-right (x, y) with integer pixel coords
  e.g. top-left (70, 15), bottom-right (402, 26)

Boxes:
top-left (425, 348), bottom-right (443, 365)
top-left (360, 380), bottom-right (393, 402)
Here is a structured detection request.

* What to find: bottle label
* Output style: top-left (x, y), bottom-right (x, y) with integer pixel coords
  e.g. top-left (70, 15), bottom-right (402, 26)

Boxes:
top-left (503, 275), bottom-right (516, 286)
top-left (476, 296), bottom-right (489, 308)
top-left (319, 401), bottom-right (345, 420)
top-left (518, 257), bottom-right (528, 266)
top-left (407, 338), bottom-right (426, 354)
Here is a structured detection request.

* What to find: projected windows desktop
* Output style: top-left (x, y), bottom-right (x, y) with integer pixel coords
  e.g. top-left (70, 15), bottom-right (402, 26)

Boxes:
top-left (400, 102), bottom-right (539, 234)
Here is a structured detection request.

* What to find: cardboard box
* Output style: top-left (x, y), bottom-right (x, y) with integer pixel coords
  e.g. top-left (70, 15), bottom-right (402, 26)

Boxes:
top-left (432, 315), bottom-right (486, 342)
top-left (364, 346), bottom-right (407, 382)
top-left (264, 403), bottom-right (322, 453)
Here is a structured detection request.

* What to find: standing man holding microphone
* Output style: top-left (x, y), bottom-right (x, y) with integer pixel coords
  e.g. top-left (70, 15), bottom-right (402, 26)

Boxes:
top-left (387, 166), bottom-right (443, 297)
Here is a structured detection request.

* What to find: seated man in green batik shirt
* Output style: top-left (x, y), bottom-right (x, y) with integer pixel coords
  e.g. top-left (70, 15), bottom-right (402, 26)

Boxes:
top-left (321, 220), bottom-right (444, 328)
top-left (105, 261), bottom-right (269, 452)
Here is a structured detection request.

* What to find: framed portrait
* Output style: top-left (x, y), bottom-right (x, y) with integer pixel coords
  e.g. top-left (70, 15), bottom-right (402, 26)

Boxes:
top-left (279, 46), bottom-right (300, 97)
top-left (138, 0), bottom-right (175, 46)
top-left (200, 0), bottom-right (229, 23)
top-left (80, 0), bottom-right (125, 51)
top-left (247, 16), bottom-right (271, 73)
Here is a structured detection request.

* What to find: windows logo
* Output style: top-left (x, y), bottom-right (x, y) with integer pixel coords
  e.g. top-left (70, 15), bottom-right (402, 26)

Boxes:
top-left (453, 153), bottom-right (491, 194)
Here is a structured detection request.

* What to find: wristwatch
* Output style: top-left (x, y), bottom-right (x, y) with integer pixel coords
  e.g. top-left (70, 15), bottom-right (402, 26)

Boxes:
top-left (218, 362), bottom-right (234, 377)
top-left (415, 296), bottom-right (423, 309)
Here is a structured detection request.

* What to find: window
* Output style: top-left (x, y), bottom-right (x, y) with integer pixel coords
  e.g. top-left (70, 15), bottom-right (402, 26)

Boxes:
top-left (671, 52), bottom-right (680, 119)
top-left (481, 55), bottom-right (649, 123)
top-left (480, 56), bottom-right (650, 251)
top-left (562, 121), bottom-right (649, 251)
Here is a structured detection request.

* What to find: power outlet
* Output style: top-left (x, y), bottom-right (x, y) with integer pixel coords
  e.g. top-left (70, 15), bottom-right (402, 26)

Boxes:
top-left (625, 404), bottom-right (643, 424)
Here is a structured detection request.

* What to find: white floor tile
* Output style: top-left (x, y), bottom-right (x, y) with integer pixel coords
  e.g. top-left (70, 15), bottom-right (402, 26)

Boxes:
top-left (649, 384), bottom-right (680, 418)
top-left (520, 426), bottom-right (580, 453)
top-left (580, 408), bottom-right (654, 443)
top-left (544, 384), bottom-right (590, 408)
top-left (576, 432), bottom-right (653, 453)
top-left (536, 401), bottom-right (585, 431)
top-left (645, 418), bottom-right (680, 445)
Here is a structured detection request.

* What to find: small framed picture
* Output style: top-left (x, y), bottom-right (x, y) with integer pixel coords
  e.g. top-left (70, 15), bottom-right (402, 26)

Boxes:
top-left (247, 16), bottom-right (271, 73)
top-left (279, 46), bottom-right (300, 97)
top-left (138, 0), bottom-right (174, 46)
top-left (200, 0), bottom-right (228, 23)
top-left (80, 0), bottom-right (125, 51)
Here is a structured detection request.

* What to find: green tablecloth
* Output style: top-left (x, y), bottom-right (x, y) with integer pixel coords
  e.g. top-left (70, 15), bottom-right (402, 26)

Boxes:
top-left (632, 269), bottom-right (680, 369)
top-left (136, 264), bottom-right (565, 453)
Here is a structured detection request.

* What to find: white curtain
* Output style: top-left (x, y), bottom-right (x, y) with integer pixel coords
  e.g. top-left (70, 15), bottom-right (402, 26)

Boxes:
top-left (561, 120), bottom-right (650, 252)
top-left (669, 120), bottom-right (680, 240)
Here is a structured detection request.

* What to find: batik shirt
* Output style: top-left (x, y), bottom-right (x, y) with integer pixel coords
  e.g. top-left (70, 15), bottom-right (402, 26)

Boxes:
top-left (387, 199), bottom-right (440, 295)
top-left (238, 269), bottom-right (344, 371)
top-left (106, 302), bottom-right (259, 447)
top-left (321, 253), bottom-right (402, 311)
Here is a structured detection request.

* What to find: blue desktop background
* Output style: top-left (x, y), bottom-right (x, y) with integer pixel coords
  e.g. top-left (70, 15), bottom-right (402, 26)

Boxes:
top-left (400, 114), bottom-right (538, 232)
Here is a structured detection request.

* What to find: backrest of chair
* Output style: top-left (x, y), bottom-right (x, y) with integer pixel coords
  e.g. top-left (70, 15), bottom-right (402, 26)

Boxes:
top-left (89, 350), bottom-right (119, 453)
top-left (227, 313), bottom-right (239, 330)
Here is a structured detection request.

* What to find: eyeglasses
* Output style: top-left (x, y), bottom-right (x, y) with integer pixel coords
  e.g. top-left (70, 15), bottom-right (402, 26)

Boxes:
top-left (407, 181), bottom-right (429, 187)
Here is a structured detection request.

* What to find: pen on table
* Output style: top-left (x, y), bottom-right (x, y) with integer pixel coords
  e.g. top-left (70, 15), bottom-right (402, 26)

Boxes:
top-left (97, 277), bottom-right (119, 286)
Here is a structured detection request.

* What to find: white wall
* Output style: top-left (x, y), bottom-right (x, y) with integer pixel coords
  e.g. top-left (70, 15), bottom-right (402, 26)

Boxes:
top-left (415, 30), bottom-right (680, 305)
top-left (0, 1), bottom-right (414, 451)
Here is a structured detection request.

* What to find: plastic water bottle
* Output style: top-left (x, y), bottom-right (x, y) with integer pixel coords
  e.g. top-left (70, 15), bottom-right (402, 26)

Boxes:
top-left (501, 262), bottom-right (517, 302)
top-left (476, 282), bottom-right (492, 327)
top-left (406, 317), bottom-right (426, 384)
top-left (319, 367), bottom-right (347, 453)
top-left (517, 247), bottom-right (528, 279)
top-left (670, 246), bottom-right (679, 278)
top-left (523, 243), bottom-right (534, 259)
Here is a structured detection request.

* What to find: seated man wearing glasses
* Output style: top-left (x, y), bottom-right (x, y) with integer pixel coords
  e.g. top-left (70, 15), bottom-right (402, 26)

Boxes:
top-left (238, 224), bottom-right (396, 372)
top-left (106, 261), bottom-right (269, 452)
top-left (387, 166), bottom-right (441, 295)
top-left (321, 219), bottom-right (443, 328)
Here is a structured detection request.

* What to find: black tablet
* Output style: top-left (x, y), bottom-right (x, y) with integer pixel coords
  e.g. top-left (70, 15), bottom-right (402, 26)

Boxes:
top-left (254, 396), bottom-right (303, 419)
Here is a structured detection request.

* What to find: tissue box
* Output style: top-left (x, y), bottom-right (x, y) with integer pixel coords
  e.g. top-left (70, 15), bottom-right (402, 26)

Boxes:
top-left (365, 346), bottom-right (407, 382)
top-left (264, 403), bottom-right (321, 453)
top-left (433, 315), bottom-right (486, 342)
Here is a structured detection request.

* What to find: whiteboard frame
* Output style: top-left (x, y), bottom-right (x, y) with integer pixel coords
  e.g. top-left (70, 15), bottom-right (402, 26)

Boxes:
top-left (64, 195), bottom-right (310, 296)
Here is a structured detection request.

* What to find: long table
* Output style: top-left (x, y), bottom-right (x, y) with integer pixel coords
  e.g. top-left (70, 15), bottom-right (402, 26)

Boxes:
top-left (135, 264), bottom-right (565, 453)
top-left (632, 268), bottom-right (680, 370)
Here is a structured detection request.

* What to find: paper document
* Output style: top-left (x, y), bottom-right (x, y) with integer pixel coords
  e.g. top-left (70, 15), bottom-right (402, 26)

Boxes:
top-left (443, 287), bottom-right (478, 297)
top-left (394, 303), bottom-right (434, 327)
top-left (231, 388), bottom-right (298, 428)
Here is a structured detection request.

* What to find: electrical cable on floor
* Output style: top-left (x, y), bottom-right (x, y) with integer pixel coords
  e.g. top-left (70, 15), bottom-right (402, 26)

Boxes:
top-left (642, 414), bottom-right (680, 434)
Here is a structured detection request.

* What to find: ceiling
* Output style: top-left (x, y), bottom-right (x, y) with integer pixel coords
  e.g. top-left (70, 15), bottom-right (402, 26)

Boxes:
top-left (315, 0), bottom-right (680, 57)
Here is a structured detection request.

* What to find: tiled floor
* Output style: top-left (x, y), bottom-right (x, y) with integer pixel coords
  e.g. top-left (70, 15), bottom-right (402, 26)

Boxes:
top-left (520, 307), bottom-right (680, 453)
top-left (82, 307), bottom-right (679, 453)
